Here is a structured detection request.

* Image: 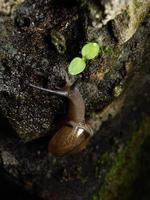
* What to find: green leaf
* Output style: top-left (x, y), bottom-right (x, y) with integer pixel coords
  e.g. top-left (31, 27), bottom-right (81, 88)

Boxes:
top-left (68, 57), bottom-right (86, 75)
top-left (81, 42), bottom-right (100, 60)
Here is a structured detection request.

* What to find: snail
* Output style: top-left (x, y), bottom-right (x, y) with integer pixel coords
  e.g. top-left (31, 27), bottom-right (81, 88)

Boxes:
top-left (29, 80), bottom-right (93, 156)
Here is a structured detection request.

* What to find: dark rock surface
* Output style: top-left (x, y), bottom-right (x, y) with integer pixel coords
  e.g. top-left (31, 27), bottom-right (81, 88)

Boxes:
top-left (0, 0), bottom-right (150, 200)
top-left (1, 0), bottom-right (149, 141)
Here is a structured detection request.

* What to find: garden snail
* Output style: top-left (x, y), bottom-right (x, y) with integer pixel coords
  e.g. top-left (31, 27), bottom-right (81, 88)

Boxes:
top-left (30, 80), bottom-right (93, 156)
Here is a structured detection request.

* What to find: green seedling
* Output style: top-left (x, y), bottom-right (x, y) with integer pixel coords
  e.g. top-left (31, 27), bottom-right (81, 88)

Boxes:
top-left (68, 57), bottom-right (86, 75)
top-left (81, 42), bottom-right (100, 60)
top-left (68, 42), bottom-right (100, 76)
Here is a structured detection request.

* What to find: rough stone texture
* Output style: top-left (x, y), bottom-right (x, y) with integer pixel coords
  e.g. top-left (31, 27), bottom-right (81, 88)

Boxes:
top-left (0, 0), bottom-right (150, 200)
top-left (0, 0), bottom-right (149, 142)
top-left (112, 0), bottom-right (150, 43)
top-left (83, 0), bottom-right (128, 27)
top-left (84, 0), bottom-right (150, 44)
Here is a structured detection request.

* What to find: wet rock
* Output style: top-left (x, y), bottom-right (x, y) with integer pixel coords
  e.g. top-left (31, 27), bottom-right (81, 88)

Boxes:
top-left (0, 0), bottom-right (128, 141)
top-left (0, 0), bottom-right (84, 141)
top-left (84, 0), bottom-right (150, 44)
top-left (0, 1), bottom-right (150, 200)
top-left (112, 0), bottom-right (150, 44)
top-left (0, 0), bottom-right (149, 142)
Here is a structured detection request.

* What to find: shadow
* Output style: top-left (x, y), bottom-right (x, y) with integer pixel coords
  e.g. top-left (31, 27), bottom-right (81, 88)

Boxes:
top-left (128, 135), bottom-right (150, 200)
top-left (0, 167), bottom-right (41, 200)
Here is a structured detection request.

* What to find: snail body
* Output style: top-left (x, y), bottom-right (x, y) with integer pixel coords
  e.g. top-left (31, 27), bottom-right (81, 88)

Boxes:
top-left (30, 81), bottom-right (93, 156)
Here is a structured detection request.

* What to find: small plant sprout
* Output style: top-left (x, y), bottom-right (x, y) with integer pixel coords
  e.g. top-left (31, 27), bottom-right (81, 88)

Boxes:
top-left (81, 42), bottom-right (100, 60)
top-left (68, 42), bottom-right (100, 76)
top-left (68, 57), bottom-right (86, 76)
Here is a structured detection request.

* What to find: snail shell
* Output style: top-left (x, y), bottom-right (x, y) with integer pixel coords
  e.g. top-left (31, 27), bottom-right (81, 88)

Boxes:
top-left (48, 121), bottom-right (93, 156)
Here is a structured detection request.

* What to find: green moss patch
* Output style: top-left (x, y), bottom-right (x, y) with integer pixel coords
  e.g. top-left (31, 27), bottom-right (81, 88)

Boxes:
top-left (92, 117), bottom-right (150, 200)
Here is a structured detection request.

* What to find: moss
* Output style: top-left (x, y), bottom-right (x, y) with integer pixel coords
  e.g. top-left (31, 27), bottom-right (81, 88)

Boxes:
top-left (92, 117), bottom-right (150, 200)
top-left (95, 152), bottom-right (114, 179)
top-left (102, 46), bottom-right (114, 57)
top-left (113, 85), bottom-right (123, 97)
top-left (50, 29), bottom-right (66, 54)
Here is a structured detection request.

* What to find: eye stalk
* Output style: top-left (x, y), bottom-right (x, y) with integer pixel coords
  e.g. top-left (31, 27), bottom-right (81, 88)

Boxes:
top-left (29, 84), bottom-right (68, 97)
